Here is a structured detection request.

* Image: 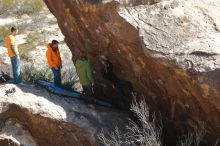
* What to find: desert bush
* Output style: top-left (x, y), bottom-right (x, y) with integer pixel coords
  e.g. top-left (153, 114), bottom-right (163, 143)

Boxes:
top-left (0, 0), bottom-right (14, 13)
top-left (61, 66), bottom-right (80, 89)
top-left (18, 43), bottom-right (36, 53)
top-left (26, 31), bottom-right (42, 44)
top-left (98, 97), bottom-right (207, 146)
top-left (21, 63), bottom-right (53, 83)
top-left (0, 0), bottom-right (45, 15)
top-left (21, 62), bottom-right (80, 90)
top-left (19, 0), bottom-right (45, 14)
top-left (27, 0), bottom-right (45, 12)
top-left (177, 123), bottom-right (205, 146)
top-left (98, 98), bottom-right (162, 146)
top-left (0, 26), bottom-right (9, 41)
top-left (18, 31), bottom-right (43, 52)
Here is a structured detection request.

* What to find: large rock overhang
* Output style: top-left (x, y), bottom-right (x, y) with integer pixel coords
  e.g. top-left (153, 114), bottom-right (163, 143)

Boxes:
top-left (43, 0), bottom-right (220, 143)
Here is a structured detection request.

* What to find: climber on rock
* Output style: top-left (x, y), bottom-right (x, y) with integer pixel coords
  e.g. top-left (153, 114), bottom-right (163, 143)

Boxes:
top-left (100, 56), bottom-right (134, 96)
top-left (46, 40), bottom-right (62, 86)
top-left (5, 27), bottom-right (22, 84)
top-left (75, 52), bottom-right (96, 109)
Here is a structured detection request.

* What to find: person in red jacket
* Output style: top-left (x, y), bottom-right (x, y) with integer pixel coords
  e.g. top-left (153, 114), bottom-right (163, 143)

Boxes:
top-left (46, 40), bottom-right (62, 86)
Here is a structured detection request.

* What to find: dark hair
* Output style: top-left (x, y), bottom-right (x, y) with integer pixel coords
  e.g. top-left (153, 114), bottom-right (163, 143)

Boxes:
top-left (11, 27), bottom-right (17, 32)
top-left (52, 40), bottom-right (59, 44)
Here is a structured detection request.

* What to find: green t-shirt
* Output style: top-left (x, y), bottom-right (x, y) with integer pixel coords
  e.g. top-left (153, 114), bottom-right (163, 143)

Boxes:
top-left (75, 59), bottom-right (94, 86)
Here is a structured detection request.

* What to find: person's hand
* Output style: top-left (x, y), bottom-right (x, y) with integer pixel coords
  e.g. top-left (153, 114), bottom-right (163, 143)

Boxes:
top-left (52, 67), bottom-right (59, 70)
top-left (16, 55), bottom-right (20, 60)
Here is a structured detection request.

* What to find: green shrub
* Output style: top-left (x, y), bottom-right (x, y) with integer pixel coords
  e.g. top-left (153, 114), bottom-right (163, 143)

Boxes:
top-left (0, 0), bottom-right (14, 12)
top-left (26, 31), bottom-right (42, 44)
top-left (21, 63), bottom-right (53, 83)
top-left (0, 0), bottom-right (45, 15)
top-left (61, 67), bottom-right (80, 90)
top-left (21, 63), bottom-right (80, 91)
top-left (19, 32), bottom-right (44, 53)
top-left (98, 97), bottom-right (206, 146)
top-left (98, 97), bottom-right (162, 146)
top-left (27, 0), bottom-right (45, 12)
top-left (0, 26), bottom-right (9, 41)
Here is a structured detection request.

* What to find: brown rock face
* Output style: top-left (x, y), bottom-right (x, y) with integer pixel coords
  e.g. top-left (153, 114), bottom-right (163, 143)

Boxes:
top-left (0, 84), bottom-right (127, 146)
top-left (43, 0), bottom-right (220, 143)
top-left (0, 103), bottom-right (95, 146)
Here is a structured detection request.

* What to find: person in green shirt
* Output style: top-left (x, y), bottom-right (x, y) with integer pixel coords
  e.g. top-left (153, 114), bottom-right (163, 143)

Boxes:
top-left (75, 52), bottom-right (95, 108)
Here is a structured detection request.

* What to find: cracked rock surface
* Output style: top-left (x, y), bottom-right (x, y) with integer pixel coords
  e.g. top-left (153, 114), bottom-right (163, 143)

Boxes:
top-left (119, 0), bottom-right (220, 72)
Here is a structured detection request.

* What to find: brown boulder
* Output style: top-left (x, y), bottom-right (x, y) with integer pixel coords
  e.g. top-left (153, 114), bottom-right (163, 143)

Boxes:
top-left (43, 0), bottom-right (220, 144)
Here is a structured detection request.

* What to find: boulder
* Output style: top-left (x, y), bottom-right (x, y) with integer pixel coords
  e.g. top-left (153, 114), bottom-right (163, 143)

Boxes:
top-left (43, 0), bottom-right (220, 144)
top-left (0, 84), bottom-right (127, 146)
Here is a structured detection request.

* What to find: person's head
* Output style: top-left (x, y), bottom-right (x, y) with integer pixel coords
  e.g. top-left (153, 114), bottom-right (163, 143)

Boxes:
top-left (51, 40), bottom-right (59, 50)
top-left (79, 51), bottom-right (87, 60)
top-left (11, 27), bottom-right (17, 36)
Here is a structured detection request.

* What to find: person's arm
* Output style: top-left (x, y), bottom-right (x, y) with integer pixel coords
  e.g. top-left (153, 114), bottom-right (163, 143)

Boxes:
top-left (10, 45), bottom-right (17, 57)
top-left (86, 62), bottom-right (94, 84)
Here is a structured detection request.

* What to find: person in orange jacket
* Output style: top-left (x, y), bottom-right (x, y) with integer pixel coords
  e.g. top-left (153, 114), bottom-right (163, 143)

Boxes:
top-left (46, 40), bottom-right (62, 86)
top-left (5, 27), bottom-right (21, 84)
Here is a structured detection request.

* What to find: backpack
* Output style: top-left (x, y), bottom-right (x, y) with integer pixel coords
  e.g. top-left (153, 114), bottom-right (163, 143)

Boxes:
top-left (0, 72), bottom-right (11, 83)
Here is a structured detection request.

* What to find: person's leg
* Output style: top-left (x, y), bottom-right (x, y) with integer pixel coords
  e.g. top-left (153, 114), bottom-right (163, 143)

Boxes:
top-left (52, 68), bottom-right (61, 86)
top-left (57, 68), bottom-right (61, 86)
top-left (115, 80), bottom-right (127, 95)
top-left (15, 57), bottom-right (21, 83)
top-left (125, 80), bottom-right (134, 92)
top-left (11, 57), bottom-right (16, 82)
top-left (116, 80), bottom-right (134, 109)
top-left (83, 85), bottom-right (95, 104)
top-left (11, 56), bottom-right (21, 84)
top-left (86, 85), bottom-right (93, 98)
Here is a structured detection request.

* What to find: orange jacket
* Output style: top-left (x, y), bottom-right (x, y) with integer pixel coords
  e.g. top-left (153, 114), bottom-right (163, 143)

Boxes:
top-left (5, 35), bottom-right (18, 58)
top-left (46, 44), bottom-right (62, 68)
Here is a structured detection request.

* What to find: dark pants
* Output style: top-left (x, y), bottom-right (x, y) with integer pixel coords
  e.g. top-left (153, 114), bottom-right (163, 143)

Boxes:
top-left (115, 80), bottom-right (134, 109)
top-left (52, 68), bottom-right (61, 86)
top-left (115, 80), bottom-right (134, 95)
top-left (82, 85), bottom-right (96, 104)
top-left (11, 56), bottom-right (21, 84)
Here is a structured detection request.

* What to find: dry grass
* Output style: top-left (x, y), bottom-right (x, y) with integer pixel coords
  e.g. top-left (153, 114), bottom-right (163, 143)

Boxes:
top-left (21, 62), bottom-right (80, 91)
top-left (0, 0), bottom-right (45, 15)
top-left (98, 97), bottom-right (162, 146)
top-left (21, 63), bottom-right (53, 83)
top-left (98, 97), bottom-right (206, 146)
top-left (0, 0), bottom-right (14, 12)
top-left (177, 123), bottom-right (205, 146)
top-left (0, 26), bottom-right (9, 41)
top-left (27, 0), bottom-right (45, 12)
